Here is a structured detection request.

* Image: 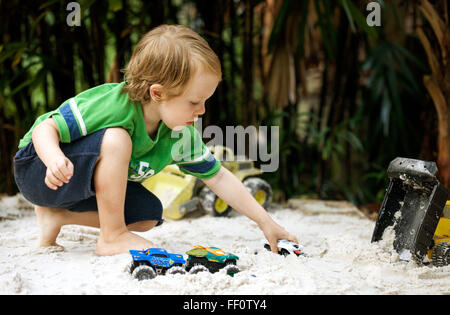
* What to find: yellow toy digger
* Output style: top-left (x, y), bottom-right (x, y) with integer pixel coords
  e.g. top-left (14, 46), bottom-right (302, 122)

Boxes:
top-left (371, 157), bottom-right (450, 267)
top-left (142, 146), bottom-right (272, 220)
top-left (429, 201), bottom-right (450, 266)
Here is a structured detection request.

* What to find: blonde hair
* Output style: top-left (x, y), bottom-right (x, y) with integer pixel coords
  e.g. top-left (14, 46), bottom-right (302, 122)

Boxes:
top-left (122, 24), bottom-right (222, 104)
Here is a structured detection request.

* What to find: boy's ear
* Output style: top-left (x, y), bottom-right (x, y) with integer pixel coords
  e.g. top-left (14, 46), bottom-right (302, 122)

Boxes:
top-left (149, 84), bottom-right (164, 101)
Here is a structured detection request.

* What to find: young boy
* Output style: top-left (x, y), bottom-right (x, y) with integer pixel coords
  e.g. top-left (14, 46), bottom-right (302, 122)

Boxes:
top-left (13, 24), bottom-right (298, 256)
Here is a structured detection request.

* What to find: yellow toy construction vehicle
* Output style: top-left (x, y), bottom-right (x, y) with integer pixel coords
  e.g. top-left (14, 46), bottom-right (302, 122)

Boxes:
top-left (428, 201), bottom-right (450, 266)
top-left (372, 157), bottom-right (450, 267)
top-left (142, 146), bottom-right (272, 220)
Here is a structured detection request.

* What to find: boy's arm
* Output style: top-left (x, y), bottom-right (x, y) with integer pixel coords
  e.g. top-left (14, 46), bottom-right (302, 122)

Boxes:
top-left (202, 166), bottom-right (298, 253)
top-left (32, 118), bottom-right (74, 190)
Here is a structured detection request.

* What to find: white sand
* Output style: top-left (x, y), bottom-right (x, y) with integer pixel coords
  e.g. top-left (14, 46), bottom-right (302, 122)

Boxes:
top-left (0, 194), bottom-right (449, 295)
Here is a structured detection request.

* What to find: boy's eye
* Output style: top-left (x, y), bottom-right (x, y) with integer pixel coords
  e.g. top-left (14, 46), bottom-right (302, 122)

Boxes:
top-left (190, 101), bottom-right (200, 105)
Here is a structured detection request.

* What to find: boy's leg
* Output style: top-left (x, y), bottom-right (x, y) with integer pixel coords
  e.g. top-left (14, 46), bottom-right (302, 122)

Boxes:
top-left (127, 220), bottom-right (159, 232)
top-left (31, 127), bottom-right (158, 254)
top-left (34, 205), bottom-right (158, 247)
top-left (93, 127), bottom-right (156, 256)
top-left (34, 206), bottom-right (99, 247)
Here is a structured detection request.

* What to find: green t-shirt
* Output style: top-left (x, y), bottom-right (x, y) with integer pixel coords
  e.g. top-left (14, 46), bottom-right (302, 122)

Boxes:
top-left (18, 82), bottom-right (221, 182)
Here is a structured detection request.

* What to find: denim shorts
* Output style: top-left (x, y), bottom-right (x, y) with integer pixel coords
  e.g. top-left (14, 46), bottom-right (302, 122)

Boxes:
top-left (13, 129), bottom-right (163, 226)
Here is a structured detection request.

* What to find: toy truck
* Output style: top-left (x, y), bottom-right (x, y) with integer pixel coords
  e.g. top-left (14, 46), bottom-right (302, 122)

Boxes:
top-left (129, 248), bottom-right (186, 280)
top-left (185, 245), bottom-right (240, 276)
top-left (371, 157), bottom-right (450, 266)
top-left (428, 201), bottom-right (450, 266)
top-left (263, 239), bottom-right (307, 257)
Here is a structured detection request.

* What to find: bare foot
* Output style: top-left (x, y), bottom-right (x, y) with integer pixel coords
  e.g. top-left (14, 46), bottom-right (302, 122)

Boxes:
top-left (34, 206), bottom-right (65, 250)
top-left (96, 231), bottom-right (156, 256)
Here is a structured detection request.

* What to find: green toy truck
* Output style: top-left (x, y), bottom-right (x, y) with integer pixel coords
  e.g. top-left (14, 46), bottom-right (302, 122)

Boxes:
top-left (185, 245), bottom-right (240, 276)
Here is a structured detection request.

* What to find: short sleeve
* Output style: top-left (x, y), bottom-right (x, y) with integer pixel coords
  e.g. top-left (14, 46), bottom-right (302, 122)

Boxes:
top-left (17, 83), bottom-right (133, 148)
top-left (171, 126), bottom-right (221, 179)
top-left (52, 100), bottom-right (86, 143)
top-left (51, 83), bottom-right (134, 143)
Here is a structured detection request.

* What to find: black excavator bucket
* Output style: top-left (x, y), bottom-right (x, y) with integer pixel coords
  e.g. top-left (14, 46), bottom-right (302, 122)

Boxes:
top-left (371, 157), bottom-right (449, 263)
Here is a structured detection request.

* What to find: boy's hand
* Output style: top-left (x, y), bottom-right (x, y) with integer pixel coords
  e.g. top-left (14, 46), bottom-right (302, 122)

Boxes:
top-left (259, 220), bottom-right (298, 254)
top-left (203, 167), bottom-right (298, 253)
top-left (45, 155), bottom-right (74, 190)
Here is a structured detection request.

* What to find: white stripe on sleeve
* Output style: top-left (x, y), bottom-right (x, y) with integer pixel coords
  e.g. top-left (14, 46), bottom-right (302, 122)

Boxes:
top-left (69, 98), bottom-right (87, 136)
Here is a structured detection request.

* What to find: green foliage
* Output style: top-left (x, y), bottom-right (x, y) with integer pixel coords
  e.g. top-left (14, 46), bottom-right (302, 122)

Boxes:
top-left (340, 0), bottom-right (378, 39)
top-left (0, 0), bottom-right (433, 206)
top-left (362, 41), bottom-right (426, 136)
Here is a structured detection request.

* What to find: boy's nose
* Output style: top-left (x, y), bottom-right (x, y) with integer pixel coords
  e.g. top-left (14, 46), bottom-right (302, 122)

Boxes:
top-left (195, 103), bottom-right (206, 115)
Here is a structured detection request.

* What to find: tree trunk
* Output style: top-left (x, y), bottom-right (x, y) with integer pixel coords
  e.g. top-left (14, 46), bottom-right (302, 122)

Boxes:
top-left (90, 0), bottom-right (107, 85)
top-left (107, 0), bottom-right (132, 83)
top-left (195, 0), bottom-right (227, 128)
top-left (243, 0), bottom-right (255, 126)
top-left (416, 0), bottom-right (450, 186)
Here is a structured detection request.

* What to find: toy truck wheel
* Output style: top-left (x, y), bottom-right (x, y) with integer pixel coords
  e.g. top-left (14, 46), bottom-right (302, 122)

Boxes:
top-left (131, 265), bottom-right (157, 281)
top-left (128, 260), bottom-right (148, 275)
top-left (188, 265), bottom-right (209, 274)
top-left (167, 266), bottom-right (186, 275)
top-left (199, 186), bottom-right (232, 217)
top-left (264, 243), bottom-right (283, 255)
top-left (223, 264), bottom-right (240, 276)
top-left (432, 242), bottom-right (450, 267)
top-left (243, 177), bottom-right (272, 209)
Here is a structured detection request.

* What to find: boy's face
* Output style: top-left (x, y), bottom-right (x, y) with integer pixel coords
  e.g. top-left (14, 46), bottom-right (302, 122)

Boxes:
top-left (158, 70), bottom-right (220, 131)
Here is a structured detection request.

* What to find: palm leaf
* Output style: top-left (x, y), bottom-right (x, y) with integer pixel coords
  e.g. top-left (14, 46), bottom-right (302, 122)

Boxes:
top-left (339, 0), bottom-right (378, 39)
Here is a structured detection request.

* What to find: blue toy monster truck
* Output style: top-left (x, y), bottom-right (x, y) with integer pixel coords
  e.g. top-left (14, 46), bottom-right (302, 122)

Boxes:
top-left (129, 248), bottom-right (186, 280)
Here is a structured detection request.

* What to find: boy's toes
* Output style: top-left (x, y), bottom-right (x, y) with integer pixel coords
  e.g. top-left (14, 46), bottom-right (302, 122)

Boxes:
top-left (34, 244), bottom-right (65, 254)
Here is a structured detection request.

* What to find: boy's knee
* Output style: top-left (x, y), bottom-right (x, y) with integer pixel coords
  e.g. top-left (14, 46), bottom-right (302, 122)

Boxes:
top-left (127, 220), bottom-right (158, 232)
top-left (100, 128), bottom-right (132, 157)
